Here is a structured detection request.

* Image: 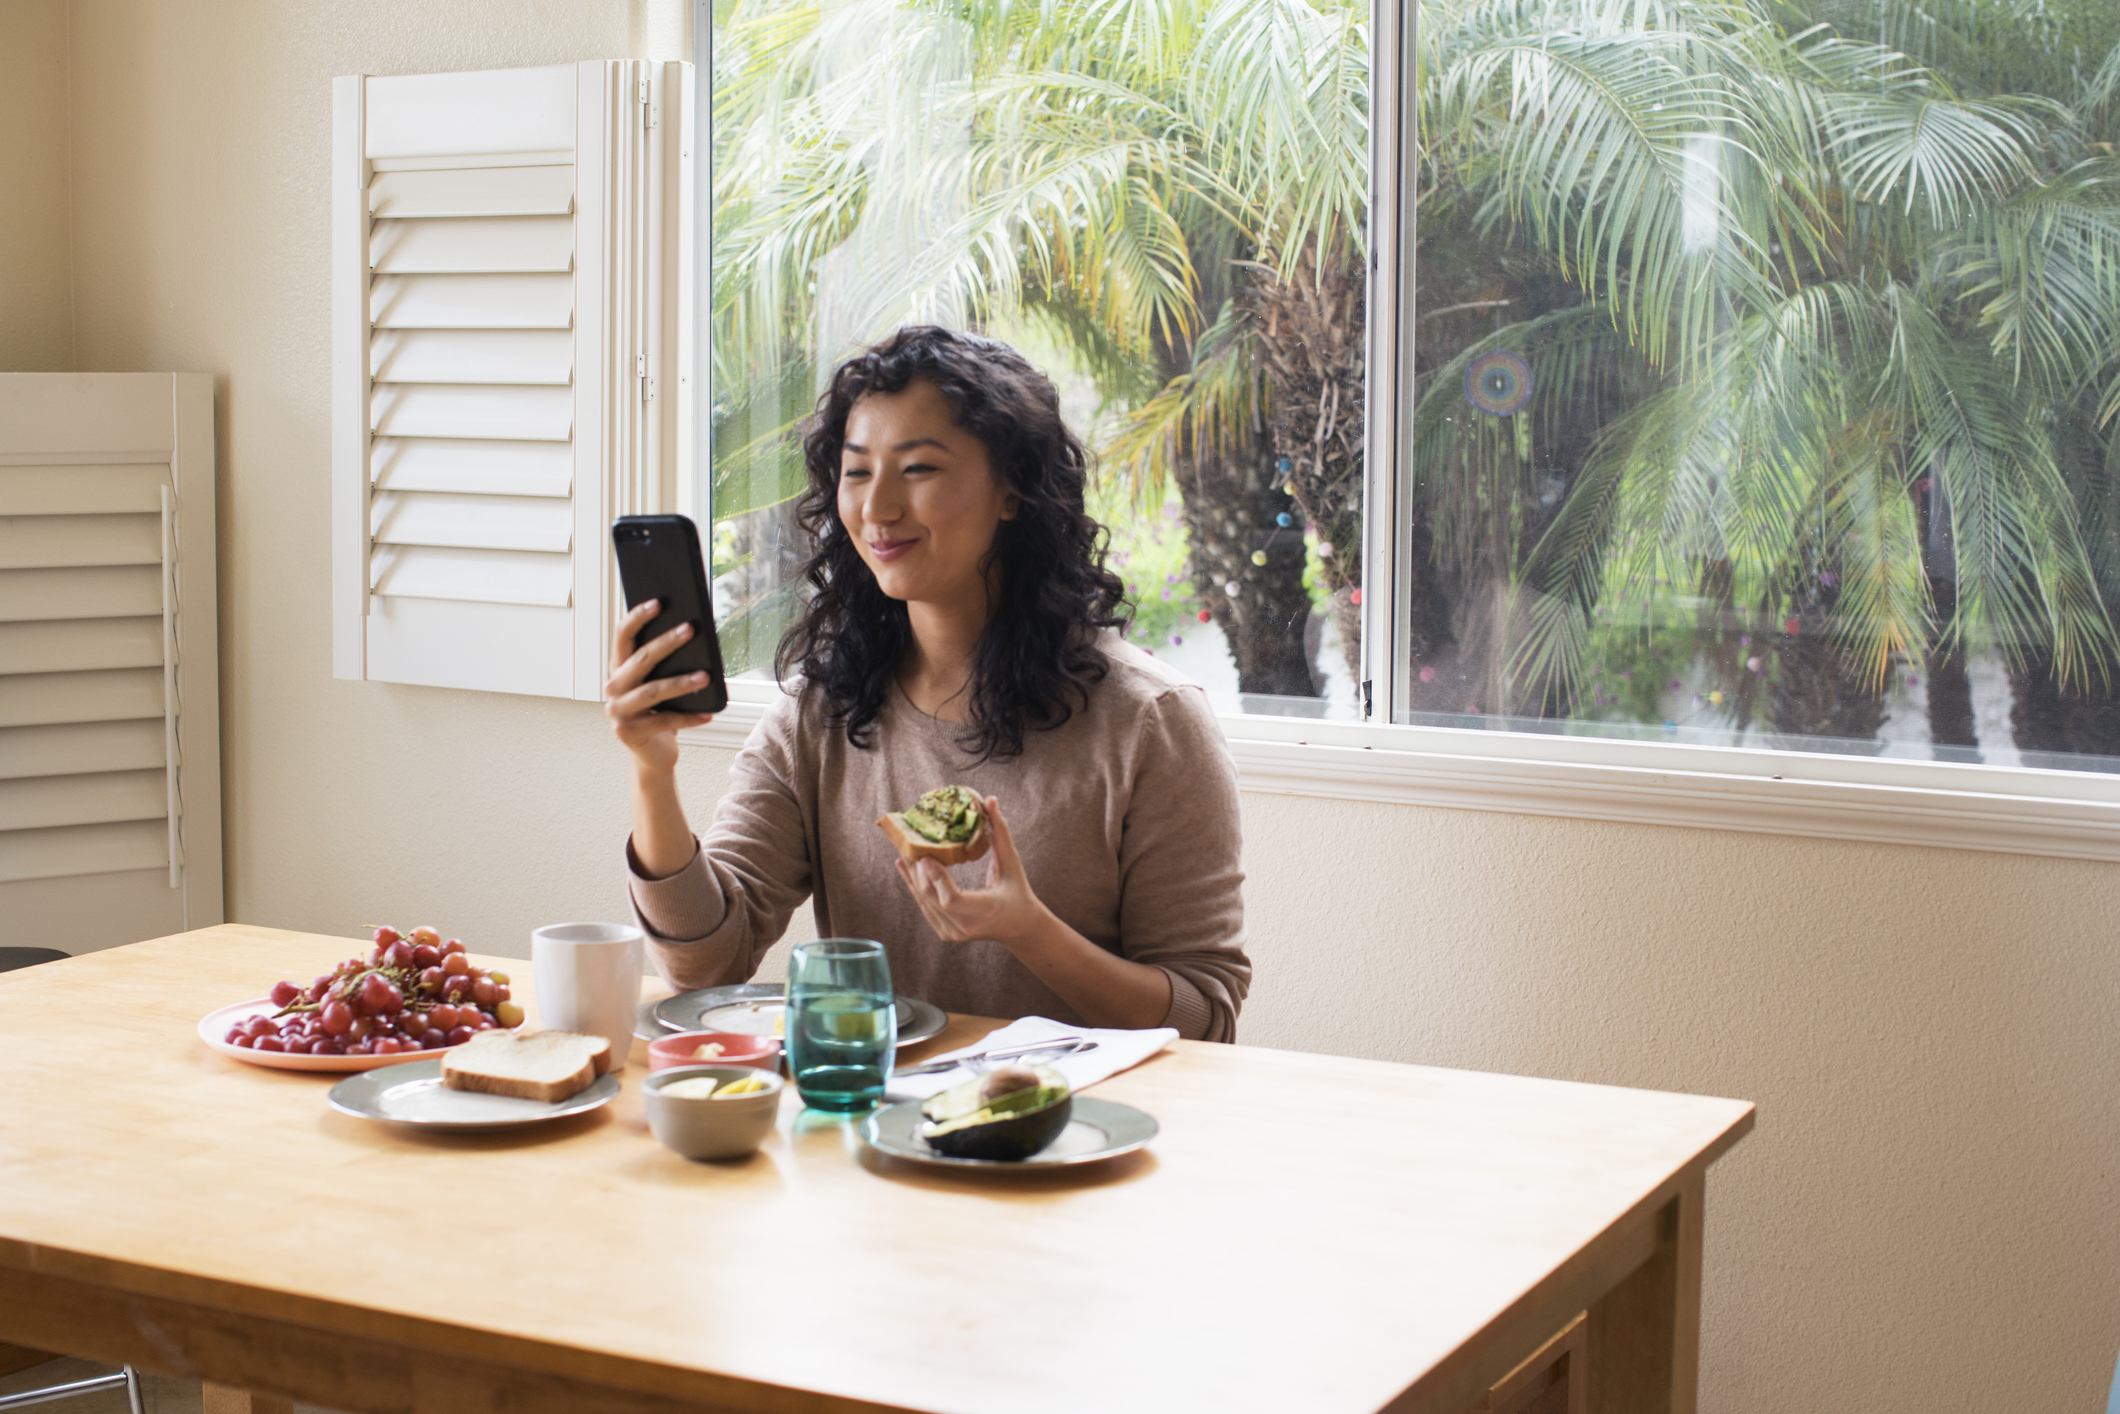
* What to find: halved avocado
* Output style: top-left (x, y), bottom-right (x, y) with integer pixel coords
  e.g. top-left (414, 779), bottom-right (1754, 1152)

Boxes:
top-left (918, 1064), bottom-right (1072, 1161)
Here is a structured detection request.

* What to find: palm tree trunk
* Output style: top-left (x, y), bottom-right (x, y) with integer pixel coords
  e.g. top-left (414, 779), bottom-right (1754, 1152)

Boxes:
top-left (1923, 578), bottom-right (1979, 754)
top-left (2008, 646), bottom-right (2120, 760)
top-left (1916, 472), bottom-right (1978, 753)
top-left (1175, 439), bottom-right (1317, 696)
top-left (1769, 585), bottom-right (1886, 744)
top-left (1246, 253), bottom-right (1364, 684)
top-left (1768, 639), bottom-right (1886, 741)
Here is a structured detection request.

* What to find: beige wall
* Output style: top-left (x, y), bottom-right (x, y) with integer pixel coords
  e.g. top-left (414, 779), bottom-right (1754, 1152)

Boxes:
top-left (27, 1), bottom-right (2120, 1410)
top-left (0, 0), bottom-right (74, 368)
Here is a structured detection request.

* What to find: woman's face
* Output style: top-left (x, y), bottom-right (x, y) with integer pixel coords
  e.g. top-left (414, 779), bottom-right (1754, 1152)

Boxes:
top-left (837, 379), bottom-right (1018, 612)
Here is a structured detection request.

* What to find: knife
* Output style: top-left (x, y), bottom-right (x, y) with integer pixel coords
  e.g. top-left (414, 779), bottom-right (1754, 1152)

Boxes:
top-left (893, 1036), bottom-right (1095, 1077)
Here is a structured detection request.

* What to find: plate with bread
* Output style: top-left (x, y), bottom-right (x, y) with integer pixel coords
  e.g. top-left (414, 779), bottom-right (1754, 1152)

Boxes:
top-left (326, 1029), bottom-right (619, 1130)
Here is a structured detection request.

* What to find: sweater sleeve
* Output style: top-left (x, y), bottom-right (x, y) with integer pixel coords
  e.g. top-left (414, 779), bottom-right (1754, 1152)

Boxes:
top-left (627, 695), bottom-right (815, 991)
top-left (1118, 684), bottom-right (1251, 1041)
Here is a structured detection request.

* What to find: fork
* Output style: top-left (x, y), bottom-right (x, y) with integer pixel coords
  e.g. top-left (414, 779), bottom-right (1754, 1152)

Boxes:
top-left (893, 1037), bottom-right (1097, 1077)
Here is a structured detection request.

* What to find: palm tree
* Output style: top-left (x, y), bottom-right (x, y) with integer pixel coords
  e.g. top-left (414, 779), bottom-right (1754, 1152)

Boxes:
top-left (707, 0), bottom-right (1370, 696)
top-left (711, 0), bottom-right (2120, 759)
top-left (1413, 0), bottom-right (2120, 754)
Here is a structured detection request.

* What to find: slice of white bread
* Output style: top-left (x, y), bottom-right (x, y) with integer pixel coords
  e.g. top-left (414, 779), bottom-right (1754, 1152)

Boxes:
top-left (440, 1029), bottom-right (610, 1103)
top-left (876, 809), bottom-right (991, 867)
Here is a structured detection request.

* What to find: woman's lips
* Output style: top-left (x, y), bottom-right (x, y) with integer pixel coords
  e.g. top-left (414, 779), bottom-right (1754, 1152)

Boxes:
top-left (867, 537), bottom-right (918, 563)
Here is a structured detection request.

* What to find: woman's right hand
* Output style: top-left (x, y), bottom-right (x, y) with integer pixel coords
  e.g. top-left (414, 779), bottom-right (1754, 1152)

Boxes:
top-left (605, 599), bottom-right (717, 774)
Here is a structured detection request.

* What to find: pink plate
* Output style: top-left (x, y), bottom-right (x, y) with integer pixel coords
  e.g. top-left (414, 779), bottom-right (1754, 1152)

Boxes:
top-left (197, 998), bottom-right (440, 1073)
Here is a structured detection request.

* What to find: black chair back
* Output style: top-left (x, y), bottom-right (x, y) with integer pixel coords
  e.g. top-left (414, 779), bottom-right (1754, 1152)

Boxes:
top-left (0, 948), bottom-right (70, 973)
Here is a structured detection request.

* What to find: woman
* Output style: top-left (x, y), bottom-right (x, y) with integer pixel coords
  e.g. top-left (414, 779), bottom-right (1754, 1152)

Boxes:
top-left (608, 326), bottom-right (1249, 1040)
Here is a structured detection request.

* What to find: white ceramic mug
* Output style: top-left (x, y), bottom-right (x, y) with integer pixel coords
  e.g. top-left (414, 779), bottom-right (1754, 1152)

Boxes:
top-left (531, 922), bottom-right (643, 1070)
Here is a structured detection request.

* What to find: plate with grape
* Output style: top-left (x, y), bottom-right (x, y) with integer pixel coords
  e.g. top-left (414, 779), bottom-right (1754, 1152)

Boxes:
top-left (197, 925), bottom-right (527, 1073)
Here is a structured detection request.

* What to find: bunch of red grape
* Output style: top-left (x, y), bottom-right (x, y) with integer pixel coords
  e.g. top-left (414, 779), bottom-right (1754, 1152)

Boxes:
top-left (223, 925), bottom-right (527, 1057)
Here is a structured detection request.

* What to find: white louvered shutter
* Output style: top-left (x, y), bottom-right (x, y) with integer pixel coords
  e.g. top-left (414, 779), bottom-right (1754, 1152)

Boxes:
top-left (332, 62), bottom-right (693, 697)
top-left (0, 374), bottom-right (224, 951)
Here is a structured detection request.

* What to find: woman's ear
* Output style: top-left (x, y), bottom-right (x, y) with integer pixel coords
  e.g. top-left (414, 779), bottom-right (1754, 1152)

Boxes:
top-left (1000, 488), bottom-right (1020, 521)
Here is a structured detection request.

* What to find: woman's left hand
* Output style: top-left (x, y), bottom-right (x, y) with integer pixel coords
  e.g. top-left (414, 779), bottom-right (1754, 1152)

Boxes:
top-left (896, 796), bottom-right (1052, 949)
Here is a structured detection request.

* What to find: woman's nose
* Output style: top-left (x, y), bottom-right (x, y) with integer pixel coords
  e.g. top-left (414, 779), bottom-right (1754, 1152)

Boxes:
top-left (862, 477), bottom-right (904, 524)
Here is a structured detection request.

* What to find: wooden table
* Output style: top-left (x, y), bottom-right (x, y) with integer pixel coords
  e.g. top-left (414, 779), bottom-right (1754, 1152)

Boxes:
top-left (0, 926), bottom-right (1752, 1414)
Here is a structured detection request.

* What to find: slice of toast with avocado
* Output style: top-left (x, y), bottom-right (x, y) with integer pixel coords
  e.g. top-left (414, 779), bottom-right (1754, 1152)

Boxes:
top-left (877, 784), bottom-right (991, 866)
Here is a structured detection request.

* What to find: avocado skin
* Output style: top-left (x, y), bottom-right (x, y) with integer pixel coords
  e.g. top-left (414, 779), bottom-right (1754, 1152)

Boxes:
top-left (918, 1065), bottom-right (1073, 1161)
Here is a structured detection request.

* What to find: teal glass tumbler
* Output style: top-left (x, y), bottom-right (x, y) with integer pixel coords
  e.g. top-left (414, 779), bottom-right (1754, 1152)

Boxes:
top-left (785, 939), bottom-right (896, 1112)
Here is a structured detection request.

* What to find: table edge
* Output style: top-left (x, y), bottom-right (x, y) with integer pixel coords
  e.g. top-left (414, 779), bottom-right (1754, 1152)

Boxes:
top-left (0, 1240), bottom-right (914, 1414)
top-left (1376, 1101), bottom-right (1755, 1413)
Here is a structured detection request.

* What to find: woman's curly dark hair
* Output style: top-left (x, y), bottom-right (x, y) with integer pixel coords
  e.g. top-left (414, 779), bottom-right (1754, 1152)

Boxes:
top-left (775, 326), bottom-right (1129, 759)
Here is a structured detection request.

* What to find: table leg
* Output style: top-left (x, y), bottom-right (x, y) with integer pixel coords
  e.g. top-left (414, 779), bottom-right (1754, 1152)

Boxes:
top-left (1584, 1167), bottom-right (1704, 1414)
top-left (201, 1383), bottom-right (294, 1414)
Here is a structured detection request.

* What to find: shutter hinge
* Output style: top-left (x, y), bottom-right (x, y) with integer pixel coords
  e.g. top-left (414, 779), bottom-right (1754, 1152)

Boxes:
top-left (640, 77), bottom-right (653, 127)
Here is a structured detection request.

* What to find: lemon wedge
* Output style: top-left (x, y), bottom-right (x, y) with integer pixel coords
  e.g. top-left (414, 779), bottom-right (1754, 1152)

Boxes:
top-left (661, 1076), bottom-right (719, 1100)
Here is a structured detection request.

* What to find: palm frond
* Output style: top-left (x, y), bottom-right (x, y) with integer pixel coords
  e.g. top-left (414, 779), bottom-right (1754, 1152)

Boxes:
top-left (1943, 157), bottom-right (2120, 398)
top-left (1879, 281), bottom-right (2117, 678)
top-left (1102, 300), bottom-right (1267, 498)
top-left (1822, 85), bottom-right (2052, 223)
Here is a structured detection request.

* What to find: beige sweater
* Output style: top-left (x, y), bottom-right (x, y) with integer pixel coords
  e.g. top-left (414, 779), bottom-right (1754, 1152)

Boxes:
top-left (627, 637), bottom-right (1250, 1041)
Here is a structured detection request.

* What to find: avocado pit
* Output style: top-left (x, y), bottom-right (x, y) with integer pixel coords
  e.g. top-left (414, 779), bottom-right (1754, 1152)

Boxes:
top-left (918, 1063), bottom-right (1072, 1161)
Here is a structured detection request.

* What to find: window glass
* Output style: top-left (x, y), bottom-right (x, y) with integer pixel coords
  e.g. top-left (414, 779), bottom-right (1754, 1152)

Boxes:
top-left (705, 0), bottom-right (1368, 718)
top-left (1412, 0), bottom-right (2120, 772)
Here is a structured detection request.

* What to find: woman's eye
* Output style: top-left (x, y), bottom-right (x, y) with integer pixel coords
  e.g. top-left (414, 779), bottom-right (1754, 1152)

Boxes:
top-left (840, 465), bottom-right (871, 480)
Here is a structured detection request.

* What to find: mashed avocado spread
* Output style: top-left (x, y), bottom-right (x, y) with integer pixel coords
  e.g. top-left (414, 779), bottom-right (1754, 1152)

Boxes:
top-left (902, 785), bottom-right (982, 844)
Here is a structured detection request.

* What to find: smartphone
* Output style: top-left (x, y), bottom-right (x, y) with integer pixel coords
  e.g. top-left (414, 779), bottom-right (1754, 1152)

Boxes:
top-left (611, 514), bottom-right (730, 715)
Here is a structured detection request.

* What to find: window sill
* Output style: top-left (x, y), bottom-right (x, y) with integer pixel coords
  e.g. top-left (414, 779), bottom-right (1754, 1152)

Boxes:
top-left (677, 681), bottom-right (2120, 862)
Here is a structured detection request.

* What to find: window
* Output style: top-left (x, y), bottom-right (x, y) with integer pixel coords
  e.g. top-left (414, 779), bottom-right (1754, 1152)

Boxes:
top-left (1401, 0), bottom-right (2120, 777)
top-left (694, 0), bottom-right (1369, 719)
top-left (691, 0), bottom-right (2120, 805)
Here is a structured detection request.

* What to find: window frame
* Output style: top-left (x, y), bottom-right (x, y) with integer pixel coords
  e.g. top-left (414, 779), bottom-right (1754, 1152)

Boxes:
top-left (682, 0), bottom-right (2120, 860)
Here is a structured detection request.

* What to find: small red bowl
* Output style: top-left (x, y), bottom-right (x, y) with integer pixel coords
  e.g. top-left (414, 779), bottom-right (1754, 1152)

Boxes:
top-left (649, 1030), bottom-right (780, 1073)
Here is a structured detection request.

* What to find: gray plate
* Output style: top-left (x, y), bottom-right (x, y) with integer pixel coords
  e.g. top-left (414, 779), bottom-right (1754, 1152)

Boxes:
top-left (654, 983), bottom-right (946, 1048)
top-left (860, 1095), bottom-right (1158, 1170)
top-left (636, 997), bottom-right (669, 1044)
top-left (326, 1058), bottom-right (621, 1131)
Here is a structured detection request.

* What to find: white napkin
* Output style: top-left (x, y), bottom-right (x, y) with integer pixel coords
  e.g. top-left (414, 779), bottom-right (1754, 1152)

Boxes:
top-left (887, 1015), bottom-right (1176, 1101)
